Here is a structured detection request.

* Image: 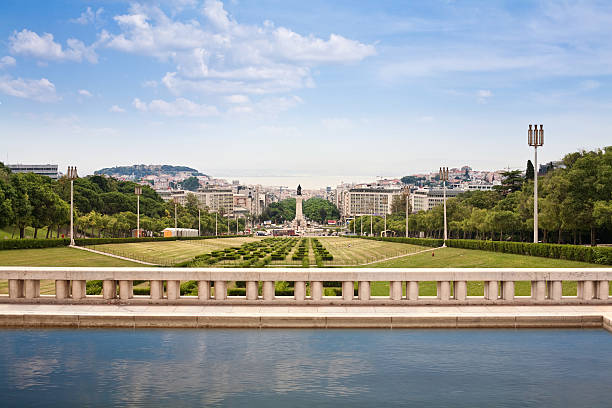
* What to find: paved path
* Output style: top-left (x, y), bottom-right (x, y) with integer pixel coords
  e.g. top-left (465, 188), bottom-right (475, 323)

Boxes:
top-left (1, 304), bottom-right (611, 330)
top-left (70, 245), bottom-right (158, 266)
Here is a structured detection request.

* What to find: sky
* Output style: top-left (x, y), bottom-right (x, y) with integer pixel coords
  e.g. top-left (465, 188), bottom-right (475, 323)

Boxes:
top-left (1, 0), bottom-right (611, 188)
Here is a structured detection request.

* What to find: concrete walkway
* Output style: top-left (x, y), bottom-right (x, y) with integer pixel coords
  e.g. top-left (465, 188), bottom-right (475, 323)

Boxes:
top-left (1, 304), bottom-right (611, 331)
top-left (70, 245), bottom-right (158, 266)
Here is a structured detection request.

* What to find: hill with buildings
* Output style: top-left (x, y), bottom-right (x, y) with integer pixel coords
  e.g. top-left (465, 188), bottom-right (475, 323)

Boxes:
top-left (94, 165), bottom-right (206, 180)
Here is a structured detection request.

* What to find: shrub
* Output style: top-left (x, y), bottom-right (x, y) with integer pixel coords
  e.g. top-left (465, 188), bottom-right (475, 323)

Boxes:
top-left (86, 280), bottom-right (103, 295)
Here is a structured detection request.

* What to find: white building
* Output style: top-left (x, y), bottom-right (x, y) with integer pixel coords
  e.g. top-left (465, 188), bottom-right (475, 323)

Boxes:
top-left (410, 188), bottom-right (466, 213)
top-left (345, 187), bottom-right (403, 217)
top-left (7, 164), bottom-right (59, 180)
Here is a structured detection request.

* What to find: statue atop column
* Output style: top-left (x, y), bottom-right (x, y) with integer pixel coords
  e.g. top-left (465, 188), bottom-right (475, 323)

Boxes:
top-left (294, 184), bottom-right (305, 231)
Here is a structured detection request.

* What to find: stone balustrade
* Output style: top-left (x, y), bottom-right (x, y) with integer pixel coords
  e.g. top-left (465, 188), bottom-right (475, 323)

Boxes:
top-left (1, 267), bottom-right (611, 303)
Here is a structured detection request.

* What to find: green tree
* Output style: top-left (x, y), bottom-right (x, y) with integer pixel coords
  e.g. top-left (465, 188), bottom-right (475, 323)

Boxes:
top-left (181, 177), bottom-right (200, 191)
top-left (525, 160), bottom-right (535, 181)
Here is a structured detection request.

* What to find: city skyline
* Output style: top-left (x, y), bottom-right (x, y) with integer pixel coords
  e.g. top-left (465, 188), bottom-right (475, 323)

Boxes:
top-left (2, 0), bottom-right (612, 182)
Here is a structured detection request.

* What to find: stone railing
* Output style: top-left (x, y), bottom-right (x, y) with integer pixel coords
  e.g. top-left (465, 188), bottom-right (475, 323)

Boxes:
top-left (1, 267), bottom-right (611, 303)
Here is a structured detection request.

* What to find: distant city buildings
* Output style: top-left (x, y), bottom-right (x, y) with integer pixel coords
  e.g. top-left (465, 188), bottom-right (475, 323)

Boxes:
top-left (7, 164), bottom-right (59, 180)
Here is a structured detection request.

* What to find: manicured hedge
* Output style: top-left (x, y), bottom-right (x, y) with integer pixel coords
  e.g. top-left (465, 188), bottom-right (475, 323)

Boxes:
top-left (0, 235), bottom-right (243, 251)
top-left (352, 236), bottom-right (612, 265)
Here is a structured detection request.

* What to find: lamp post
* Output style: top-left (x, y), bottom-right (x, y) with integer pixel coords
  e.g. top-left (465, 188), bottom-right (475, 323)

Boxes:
top-left (439, 167), bottom-right (449, 246)
top-left (135, 185), bottom-right (142, 238)
top-left (215, 211), bottom-right (218, 236)
top-left (360, 215), bottom-right (363, 236)
top-left (528, 124), bottom-right (544, 243)
top-left (173, 197), bottom-right (178, 229)
top-left (66, 166), bottom-right (78, 246)
top-left (370, 196), bottom-right (373, 236)
top-left (405, 192), bottom-right (410, 238)
top-left (198, 207), bottom-right (201, 236)
top-left (383, 195), bottom-right (387, 237)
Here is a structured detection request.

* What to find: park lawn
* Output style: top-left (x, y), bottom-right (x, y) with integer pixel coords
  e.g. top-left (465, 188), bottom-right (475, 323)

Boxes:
top-left (365, 246), bottom-right (609, 296)
top-left (0, 226), bottom-right (59, 240)
top-left (0, 247), bottom-right (142, 295)
top-left (86, 237), bottom-right (263, 265)
top-left (318, 237), bottom-right (428, 265)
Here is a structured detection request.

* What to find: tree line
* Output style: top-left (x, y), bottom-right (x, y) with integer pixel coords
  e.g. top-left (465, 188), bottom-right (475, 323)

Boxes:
top-left (350, 147), bottom-right (612, 245)
top-left (0, 164), bottom-right (244, 239)
top-left (260, 197), bottom-right (340, 224)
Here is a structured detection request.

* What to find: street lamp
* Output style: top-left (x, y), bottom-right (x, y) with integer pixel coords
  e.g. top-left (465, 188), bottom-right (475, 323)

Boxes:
top-left (528, 124), bottom-right (544, 243)
top-left (439, 167), bottom-right (449, 246)
top-left (135, 185), bottom-right (142, 238)
top-left (405, 192), bottom-right (410, 238)
top-left (66, 166), bottom-right (78, 246)
top-left (173, 197), bottom-right (178, 229)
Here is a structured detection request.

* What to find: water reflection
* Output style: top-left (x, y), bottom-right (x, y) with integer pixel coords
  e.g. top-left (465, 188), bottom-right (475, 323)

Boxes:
top-left (0, 329), bottom-right (611, 407)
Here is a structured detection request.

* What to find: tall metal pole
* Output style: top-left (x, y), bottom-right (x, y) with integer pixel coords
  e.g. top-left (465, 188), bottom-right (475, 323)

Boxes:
top-left (137, 194), bottom-right (140, 237)
top-left (174, 198), bottom-right (178, 229)
top-left (534, 145), bottom-right (538, 243)
top-left (215, 212), bottom-right (218, 236)
top-left (440, 167), bottom-right (448, 247)
top-left (405, 194), bottom-right (409, 238)
top-left (360, 216), bottom-right (363, 236)
top-left (528, 124), bottom-right (544, 243)
top-left (443, 180), bottom-right (447, 244)
top-left (70, 178), bottom-right (74, 246)
top-left (198, 208), bottom-right (201, 236)
top-left (370, 196), bottom-right (373, 236)
top-left (67, 166), bottom-right (77, 246)
top-left (135, 185), bottom-right (142, 238)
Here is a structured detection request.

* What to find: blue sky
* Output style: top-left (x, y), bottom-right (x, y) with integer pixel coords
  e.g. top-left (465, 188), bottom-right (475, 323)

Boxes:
top-left (1, 0), bottom-right (611, 187)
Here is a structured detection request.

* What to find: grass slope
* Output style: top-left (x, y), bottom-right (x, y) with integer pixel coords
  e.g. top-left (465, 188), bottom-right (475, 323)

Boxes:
top-left (86, 237), bottom-right (262, 265)
top-left (0, 247), bottom-right (142, 295)
top-left (367, 246), bottom-right (607, 296)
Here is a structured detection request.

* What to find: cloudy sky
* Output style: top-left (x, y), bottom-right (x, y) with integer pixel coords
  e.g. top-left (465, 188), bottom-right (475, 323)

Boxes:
top-left (1, 0), bottom-right (611, 187)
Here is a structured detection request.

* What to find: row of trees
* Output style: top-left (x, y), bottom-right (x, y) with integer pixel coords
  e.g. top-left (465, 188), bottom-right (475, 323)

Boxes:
top-left (0, 163), bottom-right (245, 239)
top-left (350, 147), bottom-right (612, 245)
top-left (260, 197), bottom-right (340, 224)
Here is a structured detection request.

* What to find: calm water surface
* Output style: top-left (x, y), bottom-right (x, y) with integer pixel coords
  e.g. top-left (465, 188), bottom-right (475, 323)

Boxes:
top-left (1, 328), bottom-right (611, 407)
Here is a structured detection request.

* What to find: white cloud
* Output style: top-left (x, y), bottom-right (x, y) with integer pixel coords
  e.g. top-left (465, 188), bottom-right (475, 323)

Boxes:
top-left (9, 29), bottom-right (97, 63)
top-left (133, 97), bottom-right (219, 117)
top-left (580, 80), bottom-right (601, 90)
top-left (227, 95), bottom-right (302, 117)
top-left (0, 56), bottom-right (16, 69)
top-left (322, 117), bottom-right (353, 130)
top-left (477, 89), bottom-right (492, 104)
top-left (109, 105), bottom-right (126, 113)
top-left (71, 7), bottom-right (104, 25)
top-left (0, 75), bottom-right (59, 102)
top-left (78, 89), bottom-right (92, 97)
top-left (142, 80), bottom-right (158, 88)
top-left (102, 1), bottom-right (374, 95)
top-left (225, 94), bottom-right (249, 104)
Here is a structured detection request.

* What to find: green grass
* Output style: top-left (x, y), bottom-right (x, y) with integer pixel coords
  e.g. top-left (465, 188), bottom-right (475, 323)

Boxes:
top-left (319, 237), bottom-right (427, 265)
top-left (0, 226), bottom-right (60, 240)
top-left (370, 246), bottom-right (600, 268)
top-left (365, 246), bottom-right (608, 296)
top-left (0, 247), bottom-right (142, 295)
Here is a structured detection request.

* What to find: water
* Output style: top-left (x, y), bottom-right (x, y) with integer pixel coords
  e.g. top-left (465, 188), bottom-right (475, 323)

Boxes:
top-left (1, 329), bottom-right (611, 407)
